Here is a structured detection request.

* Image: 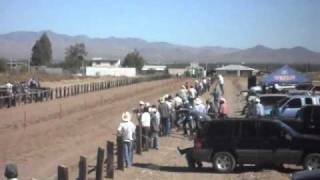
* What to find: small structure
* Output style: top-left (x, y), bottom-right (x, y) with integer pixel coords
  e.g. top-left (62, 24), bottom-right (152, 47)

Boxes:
top-left (91, 57), bottom-right (121, 68)
top-left (6, 59), bottom-right (29, 71)
top-left (185, 62), bottom-right (205, 77)
top-left (215, 64), bottom-right (257, 77)
top-left (168, 68), bottom-right (185, 76)
top-left (141, 65), bottom-right (167, 72)
top-left (86, 57), bottom-right (136, 77)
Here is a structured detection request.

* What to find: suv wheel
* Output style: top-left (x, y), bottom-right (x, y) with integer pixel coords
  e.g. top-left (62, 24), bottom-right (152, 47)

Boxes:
top-left (304, 153), bottom-right (320, 170)
top-left (212, 152), bottom-right (236, 173)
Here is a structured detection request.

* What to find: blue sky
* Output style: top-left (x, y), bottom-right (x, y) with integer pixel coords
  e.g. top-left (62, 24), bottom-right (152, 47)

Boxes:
top-left (0, 0), bottom-right (319, 51)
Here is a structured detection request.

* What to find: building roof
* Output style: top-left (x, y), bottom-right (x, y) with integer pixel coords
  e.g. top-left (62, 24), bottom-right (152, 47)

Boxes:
top-left (215, 64), bottom-right (257, 71)
top-left (91, 57), bottom-right (120, 63)
top-left (142, 65), bottom-right (167, 71)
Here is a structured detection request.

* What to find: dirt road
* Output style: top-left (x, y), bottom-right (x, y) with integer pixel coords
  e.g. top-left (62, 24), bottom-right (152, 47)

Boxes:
top-left (0, 78), bottom-right (188, 179)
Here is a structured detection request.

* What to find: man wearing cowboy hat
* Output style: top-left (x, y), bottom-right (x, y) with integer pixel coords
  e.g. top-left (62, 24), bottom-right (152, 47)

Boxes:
top-left (254, 98), bottom-right (265, 118)
top-left (194, 98), bottom-right (206, 114)
top-left (117, 112), bottom-right (136, 168)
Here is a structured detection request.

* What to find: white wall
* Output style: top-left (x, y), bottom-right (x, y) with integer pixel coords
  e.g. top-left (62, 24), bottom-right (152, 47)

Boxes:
top-left (86, 67), bottom-right (136, 77)
top-left (168, 68), bottom-right (185, 75)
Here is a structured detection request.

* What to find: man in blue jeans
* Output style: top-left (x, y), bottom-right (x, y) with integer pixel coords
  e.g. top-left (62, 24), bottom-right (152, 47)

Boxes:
top-left (158, 97), bottom-right (170, 136)
top-left (117, 112), bottom-right (136, 168)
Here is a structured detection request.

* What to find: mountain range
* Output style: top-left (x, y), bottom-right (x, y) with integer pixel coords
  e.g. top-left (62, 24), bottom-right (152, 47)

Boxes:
top-left (0, 30), bottom-right (319, 64)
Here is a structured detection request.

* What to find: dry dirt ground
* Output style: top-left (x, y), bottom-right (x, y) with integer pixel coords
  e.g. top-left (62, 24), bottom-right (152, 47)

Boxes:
top-left (0, 77), bottom-right (298, 180)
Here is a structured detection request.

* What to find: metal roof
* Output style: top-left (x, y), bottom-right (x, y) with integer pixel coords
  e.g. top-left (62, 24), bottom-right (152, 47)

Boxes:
top-left (215, 64), bottom-right (257, 71)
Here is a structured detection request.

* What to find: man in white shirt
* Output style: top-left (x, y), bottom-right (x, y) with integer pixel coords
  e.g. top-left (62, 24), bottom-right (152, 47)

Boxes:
top-left (218, 74), bottom-right (224, 95)
top-left (117, 112), bottom-right (136, 168)
top-left (141, 107), bottom-right (151, 150)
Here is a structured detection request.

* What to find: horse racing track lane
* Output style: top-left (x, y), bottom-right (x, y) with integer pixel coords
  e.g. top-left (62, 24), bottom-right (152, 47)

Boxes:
top-left (0, 78), bottom-right (189, 179)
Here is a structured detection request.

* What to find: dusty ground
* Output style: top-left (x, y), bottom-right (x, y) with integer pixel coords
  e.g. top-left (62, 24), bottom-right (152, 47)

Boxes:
top-left (115, 76), bottom-right (294, 180)
top-left (0, 76), bottom-right (298, 179)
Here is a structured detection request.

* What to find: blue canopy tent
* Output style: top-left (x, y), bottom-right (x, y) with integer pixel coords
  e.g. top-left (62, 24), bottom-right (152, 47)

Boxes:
top-left (261, 65), bottom-right (311, 85)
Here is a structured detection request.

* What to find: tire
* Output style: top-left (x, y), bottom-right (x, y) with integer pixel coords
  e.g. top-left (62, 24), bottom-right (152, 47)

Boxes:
top-left (212, 152), bottom-right (236, 173)
top-left (303, 153), bottom-right (320, 171)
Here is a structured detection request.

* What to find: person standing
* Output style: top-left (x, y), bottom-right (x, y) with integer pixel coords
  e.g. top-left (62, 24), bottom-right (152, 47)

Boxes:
top-left (218, 74), bottom-right (224, 95)
top-left (218, 97), bottom-right (228, 119)
top-left (141, 107), bottom-right (151, 150)
top-left (150, 107), bottom-right (160, 149)
top-left (254, 98), bottom-right (265, 118)
top-left (188, 85), bottom-right (197, 105)
top-left (117, 112), bottom-right (136, 168)
top-left (194, 98), bottom-right (206, 114)
top-left (158, 97), bottom-right (170, 136)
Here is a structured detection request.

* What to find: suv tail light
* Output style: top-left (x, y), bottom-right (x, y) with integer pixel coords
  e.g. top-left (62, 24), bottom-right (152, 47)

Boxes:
top-left (194, 137), bottom-right (203, 151)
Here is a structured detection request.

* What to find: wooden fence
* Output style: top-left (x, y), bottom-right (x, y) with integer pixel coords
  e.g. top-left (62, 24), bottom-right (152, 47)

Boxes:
top-left (57, 122), bottom-right (145, 180)
top-left (0, 75), bottom-right (171, 109)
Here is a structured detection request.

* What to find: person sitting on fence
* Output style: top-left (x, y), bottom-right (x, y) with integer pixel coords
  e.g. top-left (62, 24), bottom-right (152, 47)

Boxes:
top-left (150, 106), bottom-right (160, 149)
top-left (117, 112), bottom-right (136, 168)
top-left (4, 163), bottom-right (18, 180)
top-left (141, 106), bottom-right (151, 150)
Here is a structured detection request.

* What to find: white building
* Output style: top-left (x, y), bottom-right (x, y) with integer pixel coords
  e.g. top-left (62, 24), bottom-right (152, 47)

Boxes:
top-left (215, 64), bottom-right (258, 77)
top-left (91, 57), bottom-right (121, 67)
top-left (86, 57), bottom-right (136, 77)
top-left (141, 65), bottom-right (167, 71)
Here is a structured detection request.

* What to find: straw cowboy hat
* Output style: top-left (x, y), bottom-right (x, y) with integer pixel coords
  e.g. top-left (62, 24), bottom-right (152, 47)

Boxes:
top-left (121, 112), bottom-right (131, 122)
top-left (139, 101), bottom-right (145, 105)
top-left (220, 97), bottom-right (226, 103)
top-left (194, 98), bottom-right (202, 105)
top-left (160, 97), bottom-right (165, 103)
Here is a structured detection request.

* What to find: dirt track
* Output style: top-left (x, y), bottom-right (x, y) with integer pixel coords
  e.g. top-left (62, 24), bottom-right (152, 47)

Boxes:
top-left (0, 77), bottom-right (295, 179)
top-left (0, 78), bottom-right (188, 179)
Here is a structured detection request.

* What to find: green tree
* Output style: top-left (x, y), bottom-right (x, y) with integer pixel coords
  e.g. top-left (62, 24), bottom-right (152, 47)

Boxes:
top-left (31, 33), bottom-right (52, 66)
top-left (123, 50), bottom-right (145, 71)
top-left (0, 58), bottom-right (7, 72)
top-left (64, 43), bottom-right (88, 72)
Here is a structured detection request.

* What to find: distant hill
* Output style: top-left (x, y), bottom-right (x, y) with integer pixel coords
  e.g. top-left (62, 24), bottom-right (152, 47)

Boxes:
top-left (0, 31), bottom-right (319, 64)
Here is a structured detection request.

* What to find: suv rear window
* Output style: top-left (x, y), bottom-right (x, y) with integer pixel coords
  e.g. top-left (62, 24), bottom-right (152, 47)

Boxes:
top-left (305, 98), bottom-right (313, 105)
top-left (260, 96), bottom-right (287, 106)
top-left (207, 122), bottom-right (235, 138)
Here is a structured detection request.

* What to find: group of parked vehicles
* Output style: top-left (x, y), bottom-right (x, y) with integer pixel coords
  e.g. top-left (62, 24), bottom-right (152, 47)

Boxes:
top-left (177, 82), bottom-right (320, 179)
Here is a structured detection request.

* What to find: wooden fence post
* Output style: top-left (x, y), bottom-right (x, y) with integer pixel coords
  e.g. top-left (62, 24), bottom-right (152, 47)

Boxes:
top-left (78, 156), bottom-right (87, 180)
top-left (58, 165), bottom-right (69, 180)
top-left (116, 136), bottom-right (124, 170)
top-left (106, 141), bottom-right (114, 178)
top-left (136, 124), bottom-right (142, 155)
top-left (96, 147), bottom-right (105, 180)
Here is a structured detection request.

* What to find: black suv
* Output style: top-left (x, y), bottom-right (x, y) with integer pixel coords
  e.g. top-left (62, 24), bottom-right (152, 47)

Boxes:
top-left (192, 119), bottom-right (320, 173)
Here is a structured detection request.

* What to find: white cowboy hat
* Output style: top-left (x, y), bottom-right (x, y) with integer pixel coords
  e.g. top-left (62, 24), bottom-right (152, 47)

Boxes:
top-left (145, 102), bottom-right (150, 107)
top-left (195, 98), bottom-right (202, 105)
top-left (139, 101), bottom-right (145, 105)
top-left (255, 98), bottom-right (261, 103)
top-left (121, 112), bottom-right (131, 122)
top-left (220, 97), bottom-right (226, 102)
